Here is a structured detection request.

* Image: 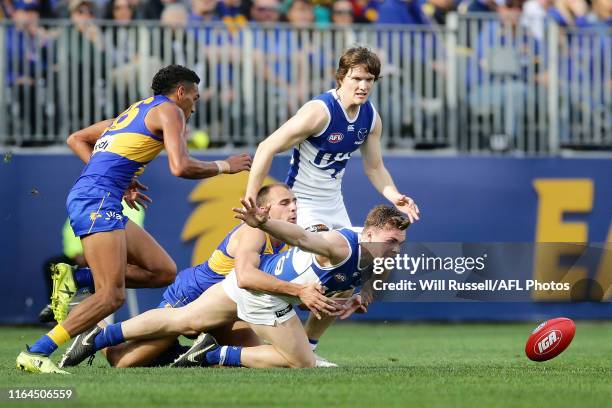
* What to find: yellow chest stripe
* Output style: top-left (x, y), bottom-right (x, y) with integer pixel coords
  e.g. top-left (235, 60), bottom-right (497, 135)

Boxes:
top-left (105, 132), bottom-right (164, 163)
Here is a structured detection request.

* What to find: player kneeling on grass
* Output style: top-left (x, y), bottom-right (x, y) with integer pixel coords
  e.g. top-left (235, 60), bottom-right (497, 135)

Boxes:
top-left (59, 202), bottom-right (408, 369)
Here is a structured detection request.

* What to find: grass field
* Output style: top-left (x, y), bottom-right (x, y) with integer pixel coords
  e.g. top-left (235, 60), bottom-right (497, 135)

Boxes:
top-left (2, 322), bottom-right (612, 407)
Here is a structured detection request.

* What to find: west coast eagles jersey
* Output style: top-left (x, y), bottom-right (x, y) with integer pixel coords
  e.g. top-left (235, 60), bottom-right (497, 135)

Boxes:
top-left (72, 95), bottom-right (170, 195)
top-left (201, 224), bottom-right (291, 277)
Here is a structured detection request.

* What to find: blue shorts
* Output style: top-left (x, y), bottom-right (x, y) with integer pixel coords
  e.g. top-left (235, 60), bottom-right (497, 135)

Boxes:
top-left (159, 265), bottom-right (225, 308)
top-left (67, 186), bottom-right (128, 237)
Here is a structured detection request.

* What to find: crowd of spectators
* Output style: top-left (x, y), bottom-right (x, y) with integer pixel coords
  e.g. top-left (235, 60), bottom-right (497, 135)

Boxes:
top-left (1, 0), bottom-right (609, 147)
top-left (1, 0), bottom-right (609, 28)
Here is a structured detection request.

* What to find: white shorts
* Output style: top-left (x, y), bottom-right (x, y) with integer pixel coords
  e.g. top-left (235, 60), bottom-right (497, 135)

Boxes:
top-left (295, 195), bottom-right (352, 231)
top-left (222, 271), bottom-right (297, 326)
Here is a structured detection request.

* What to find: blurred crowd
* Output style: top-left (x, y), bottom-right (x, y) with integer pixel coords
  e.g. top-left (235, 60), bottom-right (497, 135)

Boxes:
top-left (1, 0), bottom-right (610, 149)
top-left (1, 0), bottom-right (609, 28)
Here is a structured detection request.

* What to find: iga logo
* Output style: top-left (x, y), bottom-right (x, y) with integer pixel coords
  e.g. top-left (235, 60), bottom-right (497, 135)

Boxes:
top-left (105, 211), bottom-right (124, 221)
top-left (535, 330), bottom-right (562, 355)
top-left (328, 133), bottom-right (344, 143)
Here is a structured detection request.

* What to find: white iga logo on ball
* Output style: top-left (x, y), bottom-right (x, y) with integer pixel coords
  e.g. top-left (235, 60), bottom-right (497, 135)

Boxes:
top-left (534, 330), bottom-right (562, 355)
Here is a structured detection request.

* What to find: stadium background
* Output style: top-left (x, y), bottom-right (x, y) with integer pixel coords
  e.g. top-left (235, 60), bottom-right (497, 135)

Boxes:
top-left (0, 2), bottom-right (611, 406)
top-left (0, 0), bottom-right (611, 323)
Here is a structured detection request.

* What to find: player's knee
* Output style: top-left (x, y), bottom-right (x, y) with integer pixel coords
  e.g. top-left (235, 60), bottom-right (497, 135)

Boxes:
top-left (289, 352), bottom-right (316, 368)
top-left (155, 259), bottom-right (177, 287)
top-left (98, 289), bottom-right (126, 313)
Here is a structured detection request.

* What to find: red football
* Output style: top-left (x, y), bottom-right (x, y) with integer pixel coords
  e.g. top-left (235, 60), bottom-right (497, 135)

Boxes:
top-left (525, 317), bottom-right (576, 362)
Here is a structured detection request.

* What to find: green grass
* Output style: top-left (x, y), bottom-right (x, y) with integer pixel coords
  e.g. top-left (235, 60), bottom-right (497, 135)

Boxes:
top-left (2, 322), bottom-right (612, 407)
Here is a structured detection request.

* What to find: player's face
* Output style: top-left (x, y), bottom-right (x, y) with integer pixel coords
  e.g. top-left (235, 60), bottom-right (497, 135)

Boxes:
top-left (177, 82), bottom-right (200, 121)
top-left (265, 187), bottom-right (298, 224)
top-left (339, 65), bottom-right (376, 106)
top-left (364, 226), bottom-right (406, 258)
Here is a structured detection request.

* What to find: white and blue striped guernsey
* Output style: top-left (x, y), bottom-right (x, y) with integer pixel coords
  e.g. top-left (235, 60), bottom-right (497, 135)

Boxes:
top-left (257, 229), bottom-right (364, 302)
top-left (285, 89), bottom-right (377, 200)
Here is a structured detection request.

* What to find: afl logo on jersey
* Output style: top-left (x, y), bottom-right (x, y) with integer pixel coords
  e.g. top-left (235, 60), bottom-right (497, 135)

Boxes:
top-left (328, 133), bottom-right (344, 143)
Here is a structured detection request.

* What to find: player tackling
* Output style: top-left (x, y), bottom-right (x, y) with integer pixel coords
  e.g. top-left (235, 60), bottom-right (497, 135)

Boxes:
top-left (244, 46), bottom-right (420, 360)
top-left (55, 201), bottom-right (409, 369)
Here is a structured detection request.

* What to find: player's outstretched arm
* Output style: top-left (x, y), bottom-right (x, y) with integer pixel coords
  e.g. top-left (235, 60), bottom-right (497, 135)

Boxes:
top-left (360, 113), bottom-right (420, 223)
top-left (234, 228), bottom-right (340, 319)
top-left (245, 101), bottom-right (329, 202)
top-left (233, 198), bottom-right (349, 265)
top-left (66, 118), bottom-right (115, 163)
top-left (157, 103), bottom-right (252, 179)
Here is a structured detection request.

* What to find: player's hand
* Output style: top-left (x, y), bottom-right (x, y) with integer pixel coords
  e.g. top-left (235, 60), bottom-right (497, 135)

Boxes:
top-left (123, 179), bottom-right (152, 211)
top-left (233, 197), bottom-right (270, 228)
top-left (298, 282), bottom-right (342, 320)
top-left (360, 282), bottom-right (374, 306)
top-left (337, 294), bottom-right (368, 320)
top-left (224, 153), bottom-right (252, 174)
top-left (391, 194), bottom-right (420, 224)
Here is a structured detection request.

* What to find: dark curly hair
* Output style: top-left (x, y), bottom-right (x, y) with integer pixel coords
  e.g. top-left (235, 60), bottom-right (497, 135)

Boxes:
top-left (151, 65), bottom-right (200, 96)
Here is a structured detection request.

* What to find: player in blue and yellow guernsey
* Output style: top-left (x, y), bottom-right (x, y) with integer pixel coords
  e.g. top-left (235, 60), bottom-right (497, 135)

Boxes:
top-left (16, 65), bottom-right (252, 374)
top-left (59, 184), bottom-right (334, 368)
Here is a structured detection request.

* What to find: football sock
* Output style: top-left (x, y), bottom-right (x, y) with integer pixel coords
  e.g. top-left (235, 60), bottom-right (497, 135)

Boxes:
top-left (29, 325), bottom-right (71, 356)
top-left (206, 346), bottom-right (242, 367)
top-left (74, 267), bottom-right (94, 292)
top-left (94, 323), bottom-right (125, 351)
top-left (308, 338), bottom-right (319, 351)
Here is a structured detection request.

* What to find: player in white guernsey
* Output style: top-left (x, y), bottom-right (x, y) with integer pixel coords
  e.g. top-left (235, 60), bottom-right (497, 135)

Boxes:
top-left (245, 46), bottom-right (419, 230)
top-left (244, 46), bottom-right (420, 362)
top-left (63, 203), bottom-right (408, 368)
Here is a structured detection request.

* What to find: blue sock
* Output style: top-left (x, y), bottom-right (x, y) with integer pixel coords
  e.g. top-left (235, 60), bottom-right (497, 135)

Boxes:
top-left (74, 267), bottom-right (94, 292)
top-left (93, 323), bottom-right (125, 351)
top-left (206, 346), bottom-right (242, 367)
top-left (29, 335), bottom-right (58, 356)
top-left (308, 338), bottom-right (319, 351)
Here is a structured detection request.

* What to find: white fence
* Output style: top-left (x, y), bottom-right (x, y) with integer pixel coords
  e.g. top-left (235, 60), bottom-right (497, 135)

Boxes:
top-left (1, 16), bottom-right (610, 152)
